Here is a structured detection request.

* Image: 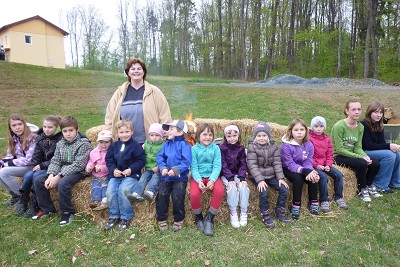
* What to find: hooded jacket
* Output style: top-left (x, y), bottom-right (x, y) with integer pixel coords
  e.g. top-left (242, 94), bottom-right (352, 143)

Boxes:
top-left (30, 128), bottom-right (63, 170)
top-left (0, 133), bottom-right (36, 167)
top-left (157, 135), bottom-right (192, 182)
top-left (219, 141), bottom-right (247, 181)
top-left (105, 81), bottom-right (172, 140)
top-left (280, 135), bottom-right (314, 173)
top-left (308, 129), bottom-right (334, 168)
top-left (247, 138), bottom-right (284, 183)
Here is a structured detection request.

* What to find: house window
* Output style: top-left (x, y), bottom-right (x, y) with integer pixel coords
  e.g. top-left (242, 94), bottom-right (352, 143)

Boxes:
top-left (25, 35), bottom-right (32, 44)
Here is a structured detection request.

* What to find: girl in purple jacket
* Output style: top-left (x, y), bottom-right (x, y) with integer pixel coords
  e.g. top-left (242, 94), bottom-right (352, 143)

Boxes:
top-left (0, 114), bottom-right (36, 208)
top-left (220, 125), bottom-right (249, 228)
top-left (280, 119), bottom-right (320, 219)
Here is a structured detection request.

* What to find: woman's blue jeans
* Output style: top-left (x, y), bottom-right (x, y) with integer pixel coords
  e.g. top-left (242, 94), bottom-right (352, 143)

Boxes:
top-left (365, 150), bottom-right (400, 190)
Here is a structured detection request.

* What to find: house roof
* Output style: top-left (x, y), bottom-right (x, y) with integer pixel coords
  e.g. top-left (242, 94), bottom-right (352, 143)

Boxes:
top-left (0, 15), bottom-right (69, 36)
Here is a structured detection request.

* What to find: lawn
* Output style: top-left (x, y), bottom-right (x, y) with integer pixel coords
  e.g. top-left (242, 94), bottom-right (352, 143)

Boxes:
top-left (0, 62), bottom-right (399, 266)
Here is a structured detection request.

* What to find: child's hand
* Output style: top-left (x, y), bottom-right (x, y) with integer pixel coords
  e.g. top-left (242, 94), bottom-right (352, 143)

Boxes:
top-left (33, 165), bottom-right (41, 171)
top-left (278, 179), bottom-right (289, 188)
top-left (122, 168), bottom-right (131, 177)
top-left (114, 169), bottom-right (122, 177)
top-left (317, 165), bottom-right (325, 170)
top-left (153, 166), bottom-right (159, 173)
top-left (45, 174), bottom-right (61, 189)
top-left (86, 166), bottom-right (93, 173)
top-left (240, 181), bottom-right (248, 187)
top-left (324, 166), bottom-right (330, 172)
top-left (206, 179), bottom-right (215, 190)
top-left (363, 156), bottom-right (372, 165)
top-left (198, 181), bottom-right (207, 191)
top-left (141, 167), bottom-right (146, 173)
top-left (161, 169), bottom-right (168, 176)
top-left (227, 181), bottom-right (237, 189)
top-left (167, 169), bottom-right (176, 176)
top-left (95, 165), bottom-right (102, 173)
top-left (257, 181), bottom-right (268, 192)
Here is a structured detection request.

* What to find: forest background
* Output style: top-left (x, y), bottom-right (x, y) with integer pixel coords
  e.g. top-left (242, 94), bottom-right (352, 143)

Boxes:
top-left (64, 0), bottom-right (400, 82)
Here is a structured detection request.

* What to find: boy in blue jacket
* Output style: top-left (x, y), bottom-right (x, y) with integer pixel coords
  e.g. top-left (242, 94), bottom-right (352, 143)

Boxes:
top-left (104, 120), bottom-right (146, 231)
top-left (156, 120), bottom-right (192, 232)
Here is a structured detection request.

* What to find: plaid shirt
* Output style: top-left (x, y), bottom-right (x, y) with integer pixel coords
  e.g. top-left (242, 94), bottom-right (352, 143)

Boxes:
top-left (47, 133), bottom-right (92, 177)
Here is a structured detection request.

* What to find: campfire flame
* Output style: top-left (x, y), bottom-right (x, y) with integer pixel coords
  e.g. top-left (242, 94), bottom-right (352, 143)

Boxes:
top-left (184, 111), bottom-right (196, 146)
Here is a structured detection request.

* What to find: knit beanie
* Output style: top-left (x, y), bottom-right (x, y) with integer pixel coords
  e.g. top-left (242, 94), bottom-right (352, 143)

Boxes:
top-left (310, 116), bottom-right (327, 129)
top-left (148, 123), bottom-right (164, 137)
top-left (253, 121), bottom-right (271, 139)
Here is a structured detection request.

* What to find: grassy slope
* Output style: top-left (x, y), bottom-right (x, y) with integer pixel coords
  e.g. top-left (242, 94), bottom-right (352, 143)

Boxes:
top-left (0, 61), bottom-right (400, 266)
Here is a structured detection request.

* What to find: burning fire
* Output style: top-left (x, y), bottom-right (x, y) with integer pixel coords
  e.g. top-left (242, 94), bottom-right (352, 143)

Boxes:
top-left (185, 112), bottom-right (196, 146)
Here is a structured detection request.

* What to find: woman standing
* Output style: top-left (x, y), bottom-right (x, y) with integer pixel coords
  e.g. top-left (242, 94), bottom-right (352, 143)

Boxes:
top-left (105, 58), bottom-right (171, 144)
top-left (361, 102), bottom-right (400, 193)
top-left (331, 98), bottom-right (380, 202)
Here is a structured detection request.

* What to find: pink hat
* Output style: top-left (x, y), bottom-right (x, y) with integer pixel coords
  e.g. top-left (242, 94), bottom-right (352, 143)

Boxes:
top-left (224, 125), bottom-right (240, 136)
top-left (148, 123), bottom-right (164, 137)
top-left (97, 130), bottom-right (113, 142)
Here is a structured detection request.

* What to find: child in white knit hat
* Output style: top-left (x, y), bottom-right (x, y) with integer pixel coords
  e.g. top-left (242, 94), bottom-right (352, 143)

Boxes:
top-left (309, 116), bottom-right (348, 212)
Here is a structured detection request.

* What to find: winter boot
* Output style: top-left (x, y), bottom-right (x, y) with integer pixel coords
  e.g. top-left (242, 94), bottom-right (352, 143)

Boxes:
top-left (194, 212), bottom-right (205, 232)
top-left (15, 190), bottom-right (30, 216)
top-left (25, 192), bottom-right (39, 218)
top-left (204, 210), bottom-right (216, 236)
top-left (261, 210), bottom-right (276, 228)
top-left (274, 206), bottom-right (292, 223)
top-left (6, 192), bottom-right (20, 210)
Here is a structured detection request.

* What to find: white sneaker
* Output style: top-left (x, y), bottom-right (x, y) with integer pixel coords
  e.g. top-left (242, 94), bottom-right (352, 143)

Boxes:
top-left (359, 188), bottom-right (371, 202)
top-left (239, 213), bottom-right (248, 227)
top-left (230, 214), bottom-right (240, 228)
top-left (368, 185), bottom-right (383, 198)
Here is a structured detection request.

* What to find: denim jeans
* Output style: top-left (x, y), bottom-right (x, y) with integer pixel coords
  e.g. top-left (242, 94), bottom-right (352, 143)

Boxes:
top-left (334, 155), bottom-right (380, 191)
top-left (91, 176), bottom-right (107, 202)
top-left (0, 166), bottom-right (33, 195)
top-left (365, 150), bottom-right (400, 190)
top-left (283, 168), bottom-right (318, 207)
top-left (20, 170), bottom-right (47, 192)
top-left (106, 177), bottom-right (138, 221)
top-left (315, 167), bottom-right (344, 202)
top-left (133, 170), bottom-right (160, 196)
top-left (34, 172), bottom-right (85, 214)
top-left (251, 177), bottom-right (288, 212)
top-left (156, 180), bottom-right (187, 222)
top-left (221, 176), bottom-right (249, 213)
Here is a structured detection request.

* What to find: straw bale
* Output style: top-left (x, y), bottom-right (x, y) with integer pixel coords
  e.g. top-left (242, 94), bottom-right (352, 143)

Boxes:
top-left (86, 125), bottom-right (107, 143)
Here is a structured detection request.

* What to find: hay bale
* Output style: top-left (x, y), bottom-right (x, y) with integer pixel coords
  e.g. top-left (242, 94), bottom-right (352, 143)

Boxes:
top-left (193, 118), bottom-right (287, 141)
top-left (86, 125), bottom-right (107, 143)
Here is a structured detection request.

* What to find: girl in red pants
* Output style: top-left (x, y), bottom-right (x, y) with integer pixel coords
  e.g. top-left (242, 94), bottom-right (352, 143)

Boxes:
top-left (190, 123), bottom-right (223, 236)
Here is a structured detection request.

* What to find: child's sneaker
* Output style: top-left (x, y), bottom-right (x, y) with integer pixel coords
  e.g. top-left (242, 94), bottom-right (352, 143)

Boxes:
top-left (127, 192), bottom-right (144, 202)
top-left (320, 201), bottom-right (331, 213)
top-left (59, 212), bottom-right (74, 226)
top-left (93, 201), bottom-right (108, 211)
top-left (335, 198), bottom-right (348, 210)
top-left (158, 220), bottom-right (168, 232)
top-left (230, 214), bottom-right (240, 228)
top-left (105, 218), bottom-right (119, 231)
top-left (291, 206), bottom-right (300, 220)
top-left (239, 213), bottom-right (248, 227)
top-left (118, 220), bottom-right (130, 231)
top-left (143, 191), bottom-right (155, 201)
top-left (359, 188), bottom-right (371, 202)
top-left (368, 185), bottom-right (383, 198)
top-left (309, 204), bottom-right (319, 215)
top-left (172, 220), bottom-right (184, 232)
top-left (31, 210), bottom-right (55, 220)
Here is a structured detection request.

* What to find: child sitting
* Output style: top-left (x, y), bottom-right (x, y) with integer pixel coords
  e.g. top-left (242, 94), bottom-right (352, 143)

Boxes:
top-left (220, 125), bottom-right (249, 228)
top-left (33, 116), bottom-right (92, 226)
top-left (128, 123), bottom-right (164, 202)
top-left (280, 119), bottom-right (320, 220)
top-left (156, 120), bottom-right (192, 232)
top-left (247, 122), bottom-right (291, 228)
top-left (309, 116), bottom-right (348, 212)
top-left (104, 120), bottom-right (146, 231)
top-left (190, 123), bottom-right (223, 236)
top-left (86, 129), bottom-right (113, 211)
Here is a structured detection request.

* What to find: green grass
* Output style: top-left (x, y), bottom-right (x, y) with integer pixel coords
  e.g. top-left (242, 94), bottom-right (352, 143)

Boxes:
top-left (1, 62), bottom-right (400, 266)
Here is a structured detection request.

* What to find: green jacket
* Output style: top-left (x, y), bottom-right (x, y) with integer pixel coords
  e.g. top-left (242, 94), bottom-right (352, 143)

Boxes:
top-left (47, 133), bottom-right (92, 177)
top-left (144, 139), bottom-right (163, 170)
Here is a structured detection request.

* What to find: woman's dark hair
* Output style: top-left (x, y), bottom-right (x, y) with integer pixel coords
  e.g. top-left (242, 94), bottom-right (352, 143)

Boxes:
top-left (124, 58), bottom-right (147, 82)
top-left (364, 102), bottom-right (384, 132)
